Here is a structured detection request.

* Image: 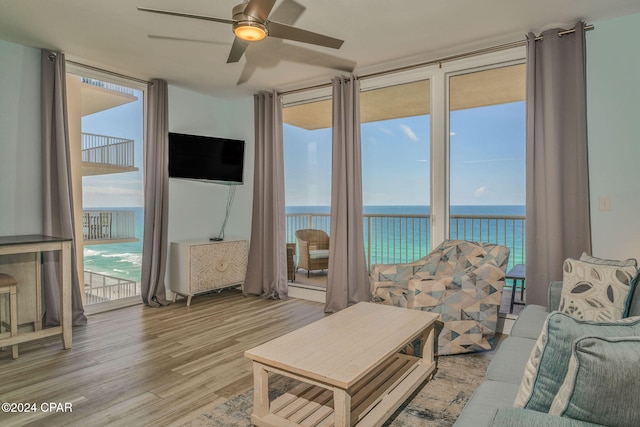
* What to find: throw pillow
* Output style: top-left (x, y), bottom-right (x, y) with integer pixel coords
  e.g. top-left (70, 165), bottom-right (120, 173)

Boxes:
top-left (579, 252), bottom-right (638, 267)
top-left (559, 258), bottom-right (637, 321)
top-left (513, 312), bottom-right (640, 413)
top-left (549, 336), bottom-right (640, 427)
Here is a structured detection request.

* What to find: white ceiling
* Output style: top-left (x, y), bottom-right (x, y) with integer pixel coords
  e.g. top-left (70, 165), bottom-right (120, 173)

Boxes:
top-left (1, 0), bottom-right (640, 98)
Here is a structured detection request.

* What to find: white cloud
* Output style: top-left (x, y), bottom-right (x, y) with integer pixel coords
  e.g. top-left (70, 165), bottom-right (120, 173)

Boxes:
top-left (400, 124), bottom-right (418, 142)
top-left (450, 131), bottom-right (456, 136)
top-left (474, 186), bottom-right (489, 198)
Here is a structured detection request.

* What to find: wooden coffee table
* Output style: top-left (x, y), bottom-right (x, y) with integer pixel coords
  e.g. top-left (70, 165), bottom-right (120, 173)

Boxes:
top-left (244, 302), bottom-right (441, 427)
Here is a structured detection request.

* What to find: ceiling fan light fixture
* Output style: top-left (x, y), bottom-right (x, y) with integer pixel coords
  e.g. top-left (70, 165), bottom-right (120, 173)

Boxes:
top-left (233, 21), bottom-right (267, 41)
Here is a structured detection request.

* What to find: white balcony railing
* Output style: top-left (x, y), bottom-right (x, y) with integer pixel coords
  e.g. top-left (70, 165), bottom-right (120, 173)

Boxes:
top-left (286, 212), bottom-right (525, 271)
top-left (82, 133), bottom-right (135, 168)
top-left (81, 77), bottom-right (135, 96)
top-left (83, 210), bottom-right (136, 242)
top-left (84, 270), bottom-right (139, 304)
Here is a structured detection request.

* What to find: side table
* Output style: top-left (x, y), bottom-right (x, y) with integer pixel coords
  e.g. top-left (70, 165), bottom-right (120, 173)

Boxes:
top-left (506, 264), bottom-right (526, 314)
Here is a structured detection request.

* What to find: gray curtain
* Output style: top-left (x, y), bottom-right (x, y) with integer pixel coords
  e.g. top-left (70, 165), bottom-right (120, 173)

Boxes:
top-left (325, 76), bottom-right (369, 313)
top-left (41, 50), bottom-right (87, 327)
top-left (244, 91), bottom-right (288, 299)
top-left (525, 21), bottom-right (591, 306)
top-left (141, 79), bottom-right (170, 306)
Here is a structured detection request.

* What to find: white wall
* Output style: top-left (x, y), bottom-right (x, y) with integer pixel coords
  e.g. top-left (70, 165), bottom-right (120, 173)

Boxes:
top-left (0, 40), bottom-right (42, 235)
top-left (167, 85), bottom-right (254, 244)
top-left (586, 13), bottom-right (640, 262)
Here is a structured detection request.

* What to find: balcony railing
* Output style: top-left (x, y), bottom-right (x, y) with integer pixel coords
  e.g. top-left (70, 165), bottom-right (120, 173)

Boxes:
top-left (286, 212), bottom-right (525, 271)
top-left (83, 210), bottom-right (136, 242)
top-left (81, 77), bottom-right (136, 96)
top-left (84, 270), bottom-right (139, 304)
top-left (82, 133), bottom-right (135, 168)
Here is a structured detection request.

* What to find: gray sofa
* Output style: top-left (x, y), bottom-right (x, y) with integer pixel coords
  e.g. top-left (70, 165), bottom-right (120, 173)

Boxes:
top-left (455, 280), bottom-right (640, 426)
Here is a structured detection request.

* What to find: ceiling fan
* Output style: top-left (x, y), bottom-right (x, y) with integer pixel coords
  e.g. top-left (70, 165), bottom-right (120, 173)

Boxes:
top-left (138, 0), bottom-right (344, 64)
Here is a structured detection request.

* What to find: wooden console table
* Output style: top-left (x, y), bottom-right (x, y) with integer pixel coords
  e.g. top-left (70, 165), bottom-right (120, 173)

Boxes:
top-left (245, 302), bottom-right (441, 427)
top-left (0, 235), bottom-right (72, 351)
top-left (170, 239), bottom-right (248, 306)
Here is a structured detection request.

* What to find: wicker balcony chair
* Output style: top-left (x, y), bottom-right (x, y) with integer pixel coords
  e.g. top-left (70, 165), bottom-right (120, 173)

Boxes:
top-left (295, 229), bottom-right (329, 278)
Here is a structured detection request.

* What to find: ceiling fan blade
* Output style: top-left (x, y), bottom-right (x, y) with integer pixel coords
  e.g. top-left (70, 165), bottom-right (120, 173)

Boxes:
top-left (137, 7), bottom-right (235, 25)
top-left (268, 0), bottom-right (305, 25)
top-left (227, 37), bottom-right (250, 63)
top-left (267, 21), bottom-right (343, 49)
top-left (276, 43), bottom-right (356, 72)
top-left (148, 35), bottom-right (229, 46)
top-left (243, 0), bottom-right (277, 22)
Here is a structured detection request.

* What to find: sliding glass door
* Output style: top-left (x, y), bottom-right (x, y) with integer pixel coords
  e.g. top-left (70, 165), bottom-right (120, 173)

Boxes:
top-left (448, 63), bottom-right (526, 269)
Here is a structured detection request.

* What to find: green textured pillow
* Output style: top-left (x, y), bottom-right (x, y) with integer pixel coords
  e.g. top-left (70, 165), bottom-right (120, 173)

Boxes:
top-left (559, 258), bottom-right (637, 321)
top-left (549, 336), bottom-right (640, 427)
top-left (513, 312), bottom-right (640, 413)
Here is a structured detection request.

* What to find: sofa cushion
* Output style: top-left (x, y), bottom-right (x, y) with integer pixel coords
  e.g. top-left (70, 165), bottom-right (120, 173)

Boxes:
top-left (510, 304), bottom-right (548, 339)
top-left (514, 312), bottom-right (640, 413)
top-left (308, 249), bottom-right (329, 259)
top-left (452, 381), bottom-right (520, 427)
top-left (549, 336), bottom-right (640, 427)
top-left (485, 336), bottom-right (536, 384)
top-left (492, 408), bottom-right (604, 426)
top-left (559, 258), bottom-right (637, 321)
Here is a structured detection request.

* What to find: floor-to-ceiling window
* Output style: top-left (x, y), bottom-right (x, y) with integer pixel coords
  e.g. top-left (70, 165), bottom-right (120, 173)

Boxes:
top-left (283, 91), bottom-right (332, 288)
top-left (447, 63), bottom-right (526, 269)
top-left (66, 68), bottom-right (146, 307)
top-left (282, 47), bottom-right (526, 296)
top-left (360, 79), bottom-right (431, 266)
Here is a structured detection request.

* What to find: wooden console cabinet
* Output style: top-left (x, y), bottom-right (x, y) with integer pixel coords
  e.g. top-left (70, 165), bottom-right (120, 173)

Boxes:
top-left (170, 239), bottom-right (248, 306)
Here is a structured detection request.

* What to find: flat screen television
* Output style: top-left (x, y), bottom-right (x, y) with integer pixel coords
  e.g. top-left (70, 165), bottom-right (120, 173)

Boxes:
top-left (168, 132), bottom-right (245, 185)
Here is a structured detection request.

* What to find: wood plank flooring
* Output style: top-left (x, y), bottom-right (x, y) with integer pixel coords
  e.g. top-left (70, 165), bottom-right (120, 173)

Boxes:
top-left (0, 289), bottom-right (326, 427)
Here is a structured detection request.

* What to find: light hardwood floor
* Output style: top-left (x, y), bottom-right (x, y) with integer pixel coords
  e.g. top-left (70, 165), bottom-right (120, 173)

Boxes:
top-left (0, 289), bottom-right (326, 427)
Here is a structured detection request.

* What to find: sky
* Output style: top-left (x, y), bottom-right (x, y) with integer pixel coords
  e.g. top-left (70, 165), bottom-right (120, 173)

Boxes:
top-left (284, 101), bottom-right (526, 207)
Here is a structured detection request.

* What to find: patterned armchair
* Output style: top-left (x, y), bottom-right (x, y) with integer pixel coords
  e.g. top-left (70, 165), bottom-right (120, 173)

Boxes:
top-left (370, 239), bottom-right (510, 355)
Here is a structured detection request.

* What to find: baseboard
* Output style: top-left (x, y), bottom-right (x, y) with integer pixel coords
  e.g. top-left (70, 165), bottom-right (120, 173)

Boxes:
top-left (498, 313), bottom-right (518, 335)
top-left (288, 284), bottom-right (326, 303)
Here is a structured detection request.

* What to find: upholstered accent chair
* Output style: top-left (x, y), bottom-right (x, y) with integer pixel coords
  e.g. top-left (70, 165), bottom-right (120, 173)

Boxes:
top-left (295, 229), bottom-right (329, 278)
top-left (370, 239), bottom-right (510, 355)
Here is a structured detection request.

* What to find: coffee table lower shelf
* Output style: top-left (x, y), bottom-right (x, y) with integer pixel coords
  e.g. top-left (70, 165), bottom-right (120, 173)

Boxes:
top-left (251, 353), bottom-right (436, 427)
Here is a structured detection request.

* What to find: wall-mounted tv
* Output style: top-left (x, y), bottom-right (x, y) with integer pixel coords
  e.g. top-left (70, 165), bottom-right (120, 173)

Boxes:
top-left (168, 132), bottom-right (245, 185)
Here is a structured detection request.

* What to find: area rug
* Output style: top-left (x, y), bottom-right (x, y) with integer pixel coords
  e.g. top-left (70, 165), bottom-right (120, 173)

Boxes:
top-left (182, 353), bottom-right (490, 427)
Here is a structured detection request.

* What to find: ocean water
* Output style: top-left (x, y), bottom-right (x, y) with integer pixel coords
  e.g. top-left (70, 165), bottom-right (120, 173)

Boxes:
top-left (83, 207), bottom-right (144, 283)
top-left (84, 205), bottom-right (526, 284)
top-left (286, 205), bottom-right (526, 268)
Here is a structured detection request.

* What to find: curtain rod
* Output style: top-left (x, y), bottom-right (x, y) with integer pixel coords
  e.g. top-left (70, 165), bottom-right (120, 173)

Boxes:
top-left (66, 60), bottom-right (151, 85)
top-left (280, 23), bottom-right (594, 97)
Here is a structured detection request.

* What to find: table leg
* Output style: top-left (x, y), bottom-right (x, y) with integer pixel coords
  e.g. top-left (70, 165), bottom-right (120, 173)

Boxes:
top-left (9, 286), bottom-right (18, 359)
top-left (421, 323), bottom-right (436, 365)
top-left (61, 241), bottom-right (72, 349)
top-left (253, 362), bottom-right (270, 417)
top-left (333, 387), bottom-right (351, 427)
top-left (510, 280), bottom-right (516, 314)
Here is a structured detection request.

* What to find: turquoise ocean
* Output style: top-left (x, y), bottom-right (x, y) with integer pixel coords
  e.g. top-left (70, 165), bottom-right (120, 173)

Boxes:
top-left (83, 205), bottom-right (525, 283)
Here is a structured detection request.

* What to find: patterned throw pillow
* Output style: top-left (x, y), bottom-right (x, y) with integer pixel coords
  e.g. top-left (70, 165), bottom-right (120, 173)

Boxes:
top-left (513, 312), bottom-right (640, 413)
top-left (549, 336), bottom-right (640, 427)
top-left (559, 258), bottom-right (637, 321)
top-left (579, 252), bottom-right (637, 267)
